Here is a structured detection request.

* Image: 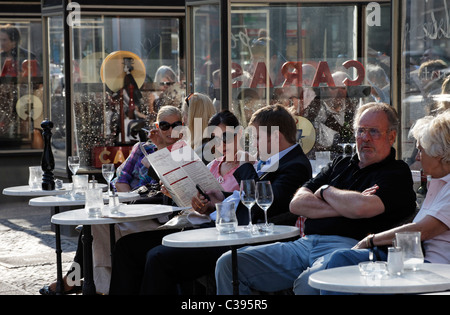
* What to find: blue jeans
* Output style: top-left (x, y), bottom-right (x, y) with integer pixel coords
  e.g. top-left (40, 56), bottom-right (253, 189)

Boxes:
top-left (215, 235), bottom-right (358, 295)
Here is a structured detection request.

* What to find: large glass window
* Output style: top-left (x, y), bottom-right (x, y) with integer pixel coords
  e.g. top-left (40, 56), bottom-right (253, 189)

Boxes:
top-left (401, 0), bottom-right (450, 169)
top-left (0, 21), bottom-right (43, 151)
top-left (48, 15), bottom-right (182, 172)
top-left (224, 3), bottom-right (391, 161)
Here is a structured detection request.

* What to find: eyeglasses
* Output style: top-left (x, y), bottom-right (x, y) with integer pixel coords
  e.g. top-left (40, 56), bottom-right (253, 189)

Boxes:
top-left (211, 131), bottom-right (237, 143)
top-left (355, 127), bottom-right (388, 140)
top-left (185, 93), bottom-right (194, 107)
top-left (159, 81), bottom-right (175, 87)
top-left (156, 120), bottom-right (183, 131)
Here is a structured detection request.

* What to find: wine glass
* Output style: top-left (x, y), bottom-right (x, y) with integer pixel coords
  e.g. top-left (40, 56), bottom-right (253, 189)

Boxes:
top-left (240, 179), bottom-right (256, 233)
top-left (256, 181), bottom-right (274, 232)
top-left (68, 156), bottom-right (80, 177)
top-left (102, 163), bottom-right (115, 196)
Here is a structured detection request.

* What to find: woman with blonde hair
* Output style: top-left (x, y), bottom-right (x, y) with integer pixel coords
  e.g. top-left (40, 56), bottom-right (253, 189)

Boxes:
top-left (183, 92), bottom-right (216, 158)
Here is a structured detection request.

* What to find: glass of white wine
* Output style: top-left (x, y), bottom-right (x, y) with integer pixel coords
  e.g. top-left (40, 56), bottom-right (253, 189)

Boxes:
top-left (256, 181), bottom-right (274, 233)
top-left (102, 163), bottom-right (115, 196)
top-left (240, 179), bottom-right (256, 234)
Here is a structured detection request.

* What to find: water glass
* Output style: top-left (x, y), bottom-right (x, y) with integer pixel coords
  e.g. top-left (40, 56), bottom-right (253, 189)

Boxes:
top-left (108, 194), bottom-right (120, 215)
top-left (72, 174), bottom-right (88, 198)
top-left (387, 247), bottom-right (403, 276)
top-left (85, 187), bottom-right (104, 218)
top-left (215, 202), bottom-right (237, 234)
top-left (395, 232), bottom-right (424, 270)
top-left (28, 166), bottom-right (43, 190)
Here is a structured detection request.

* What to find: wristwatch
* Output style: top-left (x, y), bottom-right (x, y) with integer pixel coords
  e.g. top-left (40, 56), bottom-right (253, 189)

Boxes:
top-left (320, 185), bottom-right (331, 202)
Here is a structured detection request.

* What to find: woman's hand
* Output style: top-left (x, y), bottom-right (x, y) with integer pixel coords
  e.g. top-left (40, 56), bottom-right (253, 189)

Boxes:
top-left (191, 189), bottom-right (225, 215)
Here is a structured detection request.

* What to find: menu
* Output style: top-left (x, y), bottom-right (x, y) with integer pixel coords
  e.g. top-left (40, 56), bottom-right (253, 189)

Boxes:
top-left (144, 141), bottom-right (223, 208)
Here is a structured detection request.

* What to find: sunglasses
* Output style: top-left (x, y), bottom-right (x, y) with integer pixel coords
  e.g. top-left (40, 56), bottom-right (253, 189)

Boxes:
top-left (157, 120), bottom-right (183, 131)
top-left (185, 93), bottom-right (194, 107)
top-left (211, 131), bottom-right (238, 143)
top-left (160, 81), bottom-right (175, 87)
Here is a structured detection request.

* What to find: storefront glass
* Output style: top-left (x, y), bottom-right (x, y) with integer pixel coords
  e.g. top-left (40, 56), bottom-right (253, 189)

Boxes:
top-left (48, 15), bottom-right (182, 172)
top-left (191, 2), bottom-right (392, 162)
top-left (401, 0), bottom-right (450, 168)
top-left (0, 21), bottom-right (44, 150)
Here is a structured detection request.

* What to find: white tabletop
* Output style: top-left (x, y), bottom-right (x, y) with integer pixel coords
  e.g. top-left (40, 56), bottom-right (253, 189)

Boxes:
top-left (162, 225), bottom-right (299, 248)
top-left (28, 191), bottom-right (140, 207)
top-left (2, 183), bottom-right (107, 196)
top-left (51, 204), bottom-right (180, 225)
top-left (3, 183), bottom-right (73, 196)
top-left (308, 264), bottom-right (450, 294)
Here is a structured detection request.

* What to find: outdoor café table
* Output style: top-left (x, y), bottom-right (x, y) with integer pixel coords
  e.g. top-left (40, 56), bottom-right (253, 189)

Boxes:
top-left (308, 264), bottom-right (450, 295)
top-left (51, 204), bottom-right (179, 295)
top-left (162, 225), bottom-right (300, 295)
top-left (2, 183), bottom-right (76, 196)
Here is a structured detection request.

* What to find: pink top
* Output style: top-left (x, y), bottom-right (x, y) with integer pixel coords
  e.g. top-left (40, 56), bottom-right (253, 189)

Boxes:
top-left (207, 156), bottom-right (240, 191)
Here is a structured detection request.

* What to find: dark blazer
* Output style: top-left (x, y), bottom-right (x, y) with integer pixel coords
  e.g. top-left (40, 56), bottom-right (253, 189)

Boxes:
top-left (233, 144), bottom-right (312, 226)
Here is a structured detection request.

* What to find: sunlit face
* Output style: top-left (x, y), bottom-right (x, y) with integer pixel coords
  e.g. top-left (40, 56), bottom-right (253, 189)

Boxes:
top-left (355, 110), bottom-right (396, 168)
top-left (415, 144), bottom-right (443, 178)
top-left (0, 32), bottom-right (16, 53)
top-left (212, 123), bottom-right (240, 161)
top-left (156, 114), bottom-right (182, 147)
top-left (251, 123), bottom-right (277, 162)
top-left (159, 75), bottom-right (175, 92)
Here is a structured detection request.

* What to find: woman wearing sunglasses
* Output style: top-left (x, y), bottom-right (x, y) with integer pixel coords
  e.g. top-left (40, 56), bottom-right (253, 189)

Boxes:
top-left (40, 106), bottom-right (183, 295)
top-left (205, 110), bottom-right (244, 191)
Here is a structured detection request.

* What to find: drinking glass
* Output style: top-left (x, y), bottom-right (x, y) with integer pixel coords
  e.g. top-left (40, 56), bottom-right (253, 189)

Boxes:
top-left (215, 202), bottom-right (237, 234)
top-left (256, 181), bottom-right (274, 232)
top-left (387, 247), bottom-right (403, 276)
top-left (28, 166), bottom-right (43, 190)
top-left (395, 232), bottom-right (424, 270)
top-left (102, 163), bottom-right (115, 196)
top-left (68, 156), bottom-right (80, 176)
top-left (240, 179), bottom-right (256, 233)
top-left (85, 187), bottom-right (104, 218)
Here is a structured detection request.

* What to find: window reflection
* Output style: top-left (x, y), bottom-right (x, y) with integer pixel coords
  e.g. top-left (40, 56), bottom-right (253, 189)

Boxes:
top-left (0, 22), bottom-right (43, 150)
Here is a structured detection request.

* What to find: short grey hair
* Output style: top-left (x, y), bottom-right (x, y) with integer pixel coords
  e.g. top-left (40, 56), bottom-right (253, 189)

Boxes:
top-left (409, 110), bottom-right (450, 164)
top-left (154, 66), bottom-right (177, 83)
top-left (353, 102), bottom-right (399, 132)
top-left (156, 105), bottom-right (182, 122)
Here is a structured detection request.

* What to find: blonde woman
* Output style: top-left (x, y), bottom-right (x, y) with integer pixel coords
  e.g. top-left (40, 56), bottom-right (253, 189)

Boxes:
top-left (183, 92), bottom-right (216, 157)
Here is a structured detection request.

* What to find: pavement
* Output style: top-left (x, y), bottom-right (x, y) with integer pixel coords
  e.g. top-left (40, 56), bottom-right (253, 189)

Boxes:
top-left (0, 197), bottom-right (78, 295)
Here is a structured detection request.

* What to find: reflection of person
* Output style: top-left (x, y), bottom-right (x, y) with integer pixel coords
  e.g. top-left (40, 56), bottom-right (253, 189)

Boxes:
top-left (314, 110), bottom-right (450, 295)
top-left (304, 71), bottom-right (358, 158)
top-left (152, 65), bottom-right (178, 113)
top-left (108, 105), bottom-right (312, 295)
top-left (215, 102), bottom-right (417, 295)
top-left (0, 24), bottom-right (38, 77)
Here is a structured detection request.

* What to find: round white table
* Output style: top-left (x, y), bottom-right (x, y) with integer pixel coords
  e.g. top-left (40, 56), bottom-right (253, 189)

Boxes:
top-left (51, 204), bottom-right (179, 295)
top-left (308, 264), bottom-right (450, 294)
top-left (28, 191), bottom-right (139, 207)
top-left (163, 225), bottom-right (300, 295)
top-left (3, 183), bottom-right (75, 196)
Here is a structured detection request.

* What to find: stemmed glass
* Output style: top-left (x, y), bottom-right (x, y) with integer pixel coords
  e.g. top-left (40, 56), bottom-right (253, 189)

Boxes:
top-left (67, 156), bottom-right (80, 199)
top-left (256, 181), bottom-right (274, 232)
top-left (68, 156), bottom-right (80, 177)
top-left (240, 179), bottom-right (256, 233)
top-left (102, 163), bottom-right (115, 196)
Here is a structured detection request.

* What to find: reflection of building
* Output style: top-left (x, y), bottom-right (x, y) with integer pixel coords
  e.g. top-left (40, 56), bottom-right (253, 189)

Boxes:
top-left (1, 0), bottom-right (449, 200)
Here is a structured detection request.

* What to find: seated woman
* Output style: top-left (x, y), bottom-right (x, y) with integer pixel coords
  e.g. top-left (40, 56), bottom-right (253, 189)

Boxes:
top-left (205, 110), bottom-right (244, 191)
top-left (295, 110), bottom-right (450, 295)
top-left (40, 105), bottom-right (183, 295)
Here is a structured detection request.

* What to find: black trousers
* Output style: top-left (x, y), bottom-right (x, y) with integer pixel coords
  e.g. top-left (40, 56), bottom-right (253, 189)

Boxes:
top-left (109, 227), bottom-right (228, 295)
